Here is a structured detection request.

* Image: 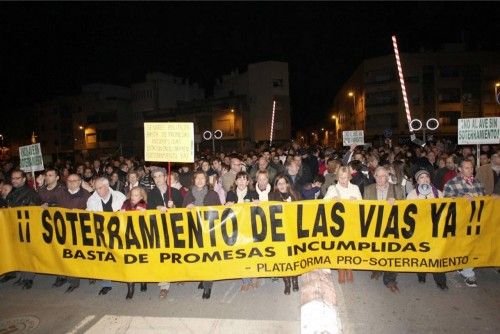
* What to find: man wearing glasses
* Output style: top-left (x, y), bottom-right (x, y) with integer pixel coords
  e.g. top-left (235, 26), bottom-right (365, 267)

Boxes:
top-left (221, 156), bottom-right (243, 192)
top-left (0, 169), bottom-right (42, 288)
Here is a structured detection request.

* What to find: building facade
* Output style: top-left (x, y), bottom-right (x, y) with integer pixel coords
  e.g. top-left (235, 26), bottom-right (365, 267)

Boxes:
top-left (34, 61), bottom-right (292, 160)
top-left (214, 61), bottom-right (292, 144)
top-left (330, 45), bottom-right (500, 145)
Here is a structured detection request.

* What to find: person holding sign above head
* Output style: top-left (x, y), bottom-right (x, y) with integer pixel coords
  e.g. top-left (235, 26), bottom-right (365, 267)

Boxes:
top-left (363, 166), bottom-right (405, 293)
top-left (406, 169), bottom-right (448, 290)
top-left (269, 174), bottom-right (301, 295)
top-left (147, 166), bottom-right (183, 299)
top-left (443, 159), bottom-right (485, 288)
top-left (323, 166), bottom-right (362, 283)
top-left (86, 176), bottom-right (126, 296)
top-left (182, 170), bottom-right (222, 299)
top-left (226, 171), bottom-right (260, 292)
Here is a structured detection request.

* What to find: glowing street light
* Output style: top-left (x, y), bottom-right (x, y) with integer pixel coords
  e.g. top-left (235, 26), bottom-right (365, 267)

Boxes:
top-left (348, 91), bottom-right (356, 119)
top-left (495, 82), bottom-right (500, 105)
top-left (0, 134), bottom-right (4, 157)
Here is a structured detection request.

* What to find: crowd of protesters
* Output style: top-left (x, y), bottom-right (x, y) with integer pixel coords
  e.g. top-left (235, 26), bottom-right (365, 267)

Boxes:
top-left (0, 137), bottom-right (499, 298)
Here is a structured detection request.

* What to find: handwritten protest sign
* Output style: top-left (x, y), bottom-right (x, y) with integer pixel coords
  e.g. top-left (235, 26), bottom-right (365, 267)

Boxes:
top-left (19, 143), bottom-right (44, 173)
top-left (144, 122), bottom-right (194, 162)
top-left (342, 130), bottom-right (364, 146)
top-left (458, 117), bottom-right (500, 145)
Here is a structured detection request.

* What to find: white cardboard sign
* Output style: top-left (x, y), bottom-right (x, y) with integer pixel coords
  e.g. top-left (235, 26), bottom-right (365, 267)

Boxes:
top-left (342, 130), bottom-right (364, 146)
top-left (457, 117), bottom-right (500, 145)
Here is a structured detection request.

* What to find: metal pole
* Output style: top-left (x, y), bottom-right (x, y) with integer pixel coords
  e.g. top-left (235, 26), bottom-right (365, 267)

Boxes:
top-left (212, 137), bottom-right (215, 154)
top-left (477, 144), bottom-right (480, 168)
top-left (167, 162), bottom-right (172, 206)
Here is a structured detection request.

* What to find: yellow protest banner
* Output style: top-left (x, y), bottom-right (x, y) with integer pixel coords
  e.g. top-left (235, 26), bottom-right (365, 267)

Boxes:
top-left (0, 197), bottom-right (498, 282)
top-left (144, 122), bottom-right (194, 162)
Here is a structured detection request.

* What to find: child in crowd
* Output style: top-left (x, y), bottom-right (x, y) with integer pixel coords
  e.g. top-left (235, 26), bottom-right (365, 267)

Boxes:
top-left (120, 186), bottom-right (148, 299)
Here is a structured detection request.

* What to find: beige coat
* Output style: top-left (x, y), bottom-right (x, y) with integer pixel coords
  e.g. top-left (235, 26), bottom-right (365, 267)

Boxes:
top-left (363, 183), bottom-right (405, 200)
top-left (476, 164), bottom-right (495, 195)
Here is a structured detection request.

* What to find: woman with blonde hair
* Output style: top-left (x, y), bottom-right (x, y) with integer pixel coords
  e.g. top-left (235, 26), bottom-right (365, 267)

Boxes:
top-left (324, 166), bottom-right (362, 283)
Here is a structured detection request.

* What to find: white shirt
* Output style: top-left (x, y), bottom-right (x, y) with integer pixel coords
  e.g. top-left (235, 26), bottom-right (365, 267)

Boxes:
top-left (324, 182), bottom-right (362, 200)
top-left (86, 188), bottom-right (126, 212)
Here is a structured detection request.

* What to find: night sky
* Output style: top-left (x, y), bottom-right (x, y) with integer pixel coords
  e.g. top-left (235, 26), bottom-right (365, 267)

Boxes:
top-left (1, 2), bottom-right (499, 140)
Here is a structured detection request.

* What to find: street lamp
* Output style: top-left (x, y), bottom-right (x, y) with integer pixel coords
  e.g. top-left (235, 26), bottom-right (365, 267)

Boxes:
top-left (495, 82), bottom-right (500, 105)
top-left (331, 115), bottom-right (338, 147)
top-left (348, 91), bottom-right (356, 128)
top-left (0, 134), bottom-right (3, 157)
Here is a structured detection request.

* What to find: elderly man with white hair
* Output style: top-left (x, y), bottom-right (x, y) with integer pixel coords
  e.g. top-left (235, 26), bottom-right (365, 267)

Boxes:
top-left (86, 176), bottom-right (126, 295)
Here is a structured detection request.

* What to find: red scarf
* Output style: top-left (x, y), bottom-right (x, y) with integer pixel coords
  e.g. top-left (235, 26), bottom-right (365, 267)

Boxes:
top-left (463, 176), bottom-right (474, 184)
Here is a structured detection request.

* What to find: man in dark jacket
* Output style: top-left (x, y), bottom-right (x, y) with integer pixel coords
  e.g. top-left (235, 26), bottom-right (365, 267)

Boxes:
top-left (348, 160), bottom-right (371, 197)
top-left (293, 153), bottom-right (313, 184)
top-left (1, 169), bottom-right (42, 288)
top-left (148, 167), bottom-right (183, 210)
top-left (303, 147), bottom-right (320, 178)
top-left (38, 167), bottom-right (65, 207)
top-left (147, 166), bottom-right (183, 299)
top-left (6, 169), bottom-right (42, 207)
top-left (53, 173), bottom-right (91, 292)
top-left (285, 160), bottom-right (309, 193)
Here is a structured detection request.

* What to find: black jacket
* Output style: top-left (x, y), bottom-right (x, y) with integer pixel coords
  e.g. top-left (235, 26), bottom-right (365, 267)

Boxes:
top-left (6, 184), bottom-right (42, 207)
top-left (147, 186), bottom-right (183, 209)
top-left (350, 172), bottom-right (370, 197)
top-left (226, 189), bottom-right (259, 203)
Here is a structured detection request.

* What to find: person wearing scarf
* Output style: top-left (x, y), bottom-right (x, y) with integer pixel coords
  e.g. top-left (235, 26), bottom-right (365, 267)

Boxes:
top-left (407, 169), bottom-right (447, 290)
top-left (269, 174), bottom-right (302, 295)
top-left (226, 171), bottom-right (260, 291)
top-left (255, 170), bottom-right (272, 201)
top-left (443, 159), bottom-right (485, 288)
top-left (182, 170), bottom-right (221, 299)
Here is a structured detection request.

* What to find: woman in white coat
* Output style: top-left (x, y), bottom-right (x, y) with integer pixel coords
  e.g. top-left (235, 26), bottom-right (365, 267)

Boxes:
top-left (324, 166), bottom-right (362, 283)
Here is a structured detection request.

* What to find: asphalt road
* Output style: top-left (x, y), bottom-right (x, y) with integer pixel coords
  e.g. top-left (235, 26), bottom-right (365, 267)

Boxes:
top-left (334, 268), bottom-right (500, 333)
top-left (0, 276), bottom-right (300, 333)
top-left (1, 268), bottom-right (499, 333)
